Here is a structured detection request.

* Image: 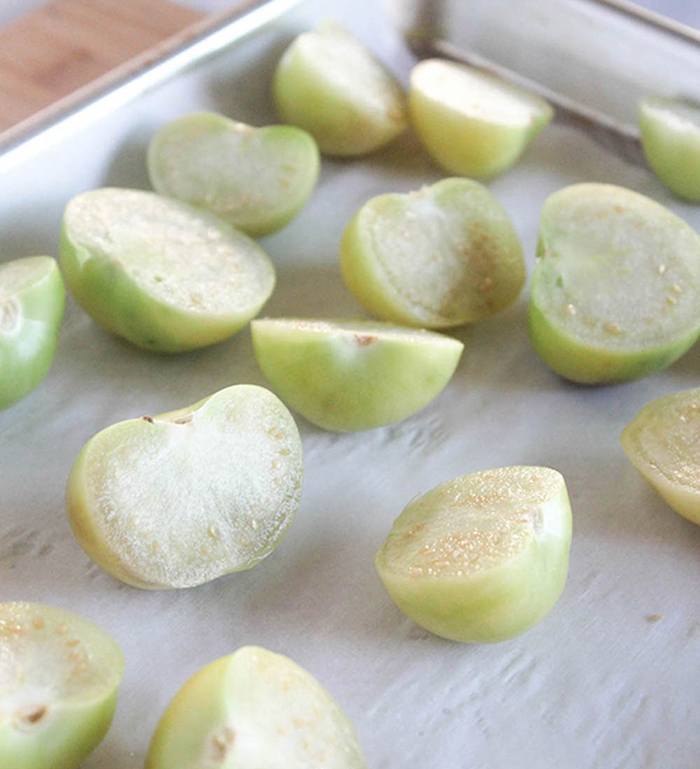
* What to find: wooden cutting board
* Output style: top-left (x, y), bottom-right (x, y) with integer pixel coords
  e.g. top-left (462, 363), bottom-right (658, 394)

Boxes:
top-left (0, 0), bottom-right (204, 131)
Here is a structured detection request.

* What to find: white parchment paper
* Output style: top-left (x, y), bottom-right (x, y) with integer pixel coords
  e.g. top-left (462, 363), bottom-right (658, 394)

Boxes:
top-left (0, 1), bottom-right (698, 767)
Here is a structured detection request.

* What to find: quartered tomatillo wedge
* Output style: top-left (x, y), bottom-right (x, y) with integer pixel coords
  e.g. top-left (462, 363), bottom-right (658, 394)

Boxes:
top-left (340, 178), bottom-right (525, 328)
top-left (273, 20), bottom-right (408, 156)
top-left (529, 184), bottom-right (700, 383)
top-left (0, 602), bottom-right (124, 769)
top-left (251, 318), bottom-right (463, 432)
top-left (639, 95), bottom-right (700, 202)
top-left (376, 467), bottom-right (572, 643)
top-left (0, 257), bottom-right (64, 410)
top-left (148, 112), bottom-right (320, 237)
top-left (621, 387), bottom-right (700, 526)
top-left (145, 646), bottom-right (367, 769)
top-left (66, 385), bottom-right (303, 589)
top-left (409, 59), bottom-right (553, 179)
top-left (60, 189), bottom-right (275, 353)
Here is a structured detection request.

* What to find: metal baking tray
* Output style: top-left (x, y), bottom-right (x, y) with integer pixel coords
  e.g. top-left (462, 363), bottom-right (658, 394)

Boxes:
top-left (1, 1), bottom-right (699, 768)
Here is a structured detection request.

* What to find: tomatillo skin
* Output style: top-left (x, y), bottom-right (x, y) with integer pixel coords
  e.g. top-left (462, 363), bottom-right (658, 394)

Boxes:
top-left (0, 256), bottom-right (64, 410)
top-left (622, 387), bottom-right (700, 526)
top-left (145, 647), bottom-right (367, 769)
top-left (148, 112), bottom-right (320, 237)
top-left (0, 602), bottom-right (124, 769)
top-left (376, 467), bottom-right (572, 643)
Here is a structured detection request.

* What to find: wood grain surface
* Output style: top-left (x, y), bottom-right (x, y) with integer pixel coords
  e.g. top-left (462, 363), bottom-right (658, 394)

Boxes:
top-left (0, 0), bottom-right (203, 130)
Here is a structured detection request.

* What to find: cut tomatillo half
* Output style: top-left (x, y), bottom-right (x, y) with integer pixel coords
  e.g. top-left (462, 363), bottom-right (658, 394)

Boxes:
top-left (409, 59), bottom-right (553, 179)
top-left (375, 467), bottom-right (572, 643)
top-left (0, 602), bottom-right (124, 769)
top-left (340, 178), bottom-right (525, 328)
top-left (621, 387), bottom-right (700, 526)
top-left (0, 257), bottom-right (64, 410)
top-left (147, 113), bottom-right (320, 237)
top-left (639, 95), bottom-right (700, 202)
top-left (60, 188), bottom-right (275, 353)
top-left (251, 318), bottom-right (463, 432)
top-left (273, 20), bottom-right (408, 157)
top-left (529, 184), bottom-right (700, 384)
top-left (66, 385), bottom-right (303, 590)
top-left (145, 646), bottom-right (367, 769)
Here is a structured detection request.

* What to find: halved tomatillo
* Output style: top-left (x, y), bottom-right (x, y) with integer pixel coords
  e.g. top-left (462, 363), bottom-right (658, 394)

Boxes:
top-left (60, 188), bottom-right (275, 353)
top-left (529, 183), bottom-right (700, 383)
top-left (340, 178), bottom-right (525, 328)
top-left (145, 646), bottom-right (367, 769)
top-left (376, 466), bottom-right (572, 643)
top-left (0, 256), bottom-right (64, 410)
top-left (251, 318), bottom-right (463, 432)
top-left (148, 112), bottom-right (320, 237)
top-left (66, 385), bottom-right (303, 589)
top-left (0, 602), bottom-right (124, 769)
top-left (621, 387), bottom-right (700, 526)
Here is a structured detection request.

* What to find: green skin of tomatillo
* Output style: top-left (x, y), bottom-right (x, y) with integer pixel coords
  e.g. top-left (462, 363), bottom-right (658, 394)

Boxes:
top-left (251, 320), bottom-right (463, 432)
top-left (147, 113), bottom-right (320, 237)
top-left (639, 97), bottom-right (700, 202)
top-left (0, 257), bottom-right (64, 410)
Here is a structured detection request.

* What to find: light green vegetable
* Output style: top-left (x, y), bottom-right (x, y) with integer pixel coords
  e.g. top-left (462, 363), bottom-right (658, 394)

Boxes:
top-left (145, 646), bottom-right (367, 769)
top-left (251, 318), bottom-right (463, 432)
top-left (409, 58), bottom-right (553, 179)
top-left (376, 466), bottom-right (572, 643)
top-left (66, 385), bottom-right (303, 589)
top-left (529, 183), bottom-right (700, 383)
top-left (0, 257), bottom-right (64, 409)
top-left (60, 188), bottom-right (275, 353)
top-left (273, 21), bottom-right (408, 156)
top-left (148, 112), bottom-right (320, 236)
top-left (639, 95), bottom-right (700, 202)
top-left (340, 178), bottom-right (525, 328)
top-left (622, 387), bottom-right (700, 526)
top-left (0, 602), bottom-right (124, 769)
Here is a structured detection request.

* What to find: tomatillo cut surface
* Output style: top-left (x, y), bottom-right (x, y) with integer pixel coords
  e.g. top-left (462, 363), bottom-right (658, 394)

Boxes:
top-left (251, 318), bottom-right (463, 432)
top-left (639, 95), bottom-right (700, 202)
top-left (148, 112), bottom-right (320, 237)
top-left (66, 385), bottom-right (303, 589)
top-left (376, 467), bottom-right (572, 643)
top-left (529, 184), bottom-right (700, 383)
top-left (0, 256), bottom-right (64, 410)
top-left (273, 21), bottom-right (408, 156)
top-left (409, 58), bottom-right (553, 179)
top-left (145, 646), bottom-right (367, 769)
top-left (60, 188), bottom-right (275, 353)
top-left (622, 387), bottom-right (700, 526)
top-left (340, 178), bottom-right (525, 328)
top-left (0, 602), bottom-right (124, 769)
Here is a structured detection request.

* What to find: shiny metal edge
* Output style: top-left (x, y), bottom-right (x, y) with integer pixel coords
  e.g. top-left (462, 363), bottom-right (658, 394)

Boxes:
top-left (0, 0), bottom-right (305, 172)
top-left (401, 0), bottom-right (700, 166)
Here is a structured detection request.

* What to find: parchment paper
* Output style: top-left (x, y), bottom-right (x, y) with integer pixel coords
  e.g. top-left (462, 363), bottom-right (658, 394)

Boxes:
top-left (1, 1), bottom-right (698, 767)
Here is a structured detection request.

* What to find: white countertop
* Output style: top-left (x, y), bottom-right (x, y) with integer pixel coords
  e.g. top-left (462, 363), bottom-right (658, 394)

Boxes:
top-left (1, 1), bottom-right (699, 768)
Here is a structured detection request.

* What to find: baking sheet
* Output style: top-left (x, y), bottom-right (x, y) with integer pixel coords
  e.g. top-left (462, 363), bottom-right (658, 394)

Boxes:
top-left (1, 0), bottom-right (699, 767)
